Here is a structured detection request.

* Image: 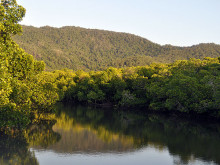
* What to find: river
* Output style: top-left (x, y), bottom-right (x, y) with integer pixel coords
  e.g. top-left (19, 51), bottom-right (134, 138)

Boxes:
top-left (1, 103), bottom-right (220, 165)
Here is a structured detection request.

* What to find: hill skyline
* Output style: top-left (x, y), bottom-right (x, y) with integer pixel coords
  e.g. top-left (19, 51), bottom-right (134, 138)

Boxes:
top-left (17, 0), bottom-right (220, 46)
top-left (13, 25), bottom-right (220, 71)
top-left (19, 25), bottom-right (220, 47)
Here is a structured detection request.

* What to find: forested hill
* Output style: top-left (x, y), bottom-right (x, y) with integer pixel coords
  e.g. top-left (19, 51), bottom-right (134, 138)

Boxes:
top-left (13, 25), bottom-right (220, 71)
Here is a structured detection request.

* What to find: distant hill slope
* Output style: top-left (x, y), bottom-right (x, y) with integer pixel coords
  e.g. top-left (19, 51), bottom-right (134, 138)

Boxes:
top-left (13, 25), bottom-right (220, 71)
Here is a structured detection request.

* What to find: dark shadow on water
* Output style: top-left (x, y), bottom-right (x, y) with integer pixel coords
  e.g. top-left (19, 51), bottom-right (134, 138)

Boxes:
top-left (1, 103), bottom-right (220, 165)
top-left (0, 118), bottom-right (60, 165)
top-left (53, 103), bottom-right (220, 164)
top-left (0, 132), bottom-right (39, 165)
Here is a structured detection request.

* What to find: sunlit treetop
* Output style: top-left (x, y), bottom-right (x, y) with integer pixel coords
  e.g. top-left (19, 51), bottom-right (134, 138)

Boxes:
top-left (0, 0), bottom-right (25, 38)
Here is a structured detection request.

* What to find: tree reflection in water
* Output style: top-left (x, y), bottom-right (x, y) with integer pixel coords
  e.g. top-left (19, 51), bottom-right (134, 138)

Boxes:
top-left (51, 103), bottom-right (220, 164)
top-left (0, 132), bottom-right (39, 165)
top-left (0, 104), bottom-right (220, 165)
top-left (0, 115), bottom-right (60, 165)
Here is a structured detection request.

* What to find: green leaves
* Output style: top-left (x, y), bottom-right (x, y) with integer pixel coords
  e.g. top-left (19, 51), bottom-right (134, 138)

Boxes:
top-left (1, 0), bottom-right (220, 131)
top-left (1, 0), bottom-right (25, 35)
top-left (0, 0), bottom-right (51, 129)
top-left (42, 57), bottom-right (219, 116)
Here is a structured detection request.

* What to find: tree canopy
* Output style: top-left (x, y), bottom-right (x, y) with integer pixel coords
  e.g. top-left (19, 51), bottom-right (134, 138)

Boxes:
top-left (0, 0), bottom-right (56, 129)
top-left (0, 0), bottom-right (220, 131)
top-left (13, 25), bottom-right (220, 71)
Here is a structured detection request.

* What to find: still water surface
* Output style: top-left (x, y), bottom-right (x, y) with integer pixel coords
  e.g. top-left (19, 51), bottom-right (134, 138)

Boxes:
top-left (1, 104), bottom-right (220, 165)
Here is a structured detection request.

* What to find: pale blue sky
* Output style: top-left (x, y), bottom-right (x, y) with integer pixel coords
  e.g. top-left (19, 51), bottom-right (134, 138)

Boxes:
top-left (17, 0), bottom-right (220, 46)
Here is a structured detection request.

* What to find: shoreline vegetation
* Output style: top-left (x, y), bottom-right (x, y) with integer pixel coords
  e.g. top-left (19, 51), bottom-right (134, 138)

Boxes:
top-left (0, 0), bottom-right (220, 131)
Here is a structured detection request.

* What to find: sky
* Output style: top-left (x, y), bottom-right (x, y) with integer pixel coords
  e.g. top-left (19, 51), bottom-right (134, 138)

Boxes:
top-left (16, 0), bottom-right (220, 46)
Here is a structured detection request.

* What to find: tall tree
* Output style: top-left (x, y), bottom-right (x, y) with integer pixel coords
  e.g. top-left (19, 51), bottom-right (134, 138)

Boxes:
top-left (0, 0), bottom-right (46, 129)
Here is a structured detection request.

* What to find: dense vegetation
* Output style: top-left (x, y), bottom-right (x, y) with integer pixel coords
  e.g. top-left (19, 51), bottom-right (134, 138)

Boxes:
top-left (0, 0), bottom-right (58, 129)
top-left (40, 57), bottom-right (220, 117)
top-left (13, 25), bottom-right (220, 71)
top-left (0, 0), bottom-right (220, 131)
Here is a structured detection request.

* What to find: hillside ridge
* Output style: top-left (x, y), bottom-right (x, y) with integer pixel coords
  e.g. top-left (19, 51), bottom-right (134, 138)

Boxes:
top-left (13, 25), bottom-right (220, 71)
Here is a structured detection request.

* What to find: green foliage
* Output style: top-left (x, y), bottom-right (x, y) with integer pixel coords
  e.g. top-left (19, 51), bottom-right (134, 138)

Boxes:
top-left (1, 0), bottom-right (220, 131)
top-left (13, 25), bottom-right (220, 71)
top-left (0, 61), bottom-right (12, 106)
top-left (146, 58), bottom-right (220, 116)
top-left (87, 90), bottom-right (105, 104)
top-left (0, 0), bottom-right (57, 129)
top-left (42, 57), bottom-right (220, 117)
